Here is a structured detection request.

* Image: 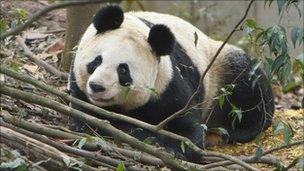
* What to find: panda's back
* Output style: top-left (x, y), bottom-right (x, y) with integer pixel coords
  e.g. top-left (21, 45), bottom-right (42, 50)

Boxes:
top-left (126, 11), bottom-right (243, 110)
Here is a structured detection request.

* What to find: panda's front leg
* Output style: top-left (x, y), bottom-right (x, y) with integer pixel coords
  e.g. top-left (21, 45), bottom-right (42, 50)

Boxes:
top-left (165, 109), bottom-right (206, 162)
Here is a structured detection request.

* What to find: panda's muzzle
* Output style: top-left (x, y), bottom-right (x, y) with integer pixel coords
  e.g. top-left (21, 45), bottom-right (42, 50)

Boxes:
top-left (89, 81), bottom-right (106, 92)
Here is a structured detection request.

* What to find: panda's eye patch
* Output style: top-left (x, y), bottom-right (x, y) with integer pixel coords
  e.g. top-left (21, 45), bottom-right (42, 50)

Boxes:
top-left (117, 63), bottom-right (132, 86)
top-left (117, 64), bottom-right (128, 75)
top-left (87, 55), bottom-right (102, 74)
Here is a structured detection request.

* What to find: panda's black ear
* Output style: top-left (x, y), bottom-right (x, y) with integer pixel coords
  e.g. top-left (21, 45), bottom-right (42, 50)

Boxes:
top-left (148, 24), bottom-right (175, 57)
top-left (93, 5), bottom-right (124, 34)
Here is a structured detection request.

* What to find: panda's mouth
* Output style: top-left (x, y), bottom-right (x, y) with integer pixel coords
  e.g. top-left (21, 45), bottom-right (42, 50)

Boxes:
top-left (89, 94), bottom-right (113, 102)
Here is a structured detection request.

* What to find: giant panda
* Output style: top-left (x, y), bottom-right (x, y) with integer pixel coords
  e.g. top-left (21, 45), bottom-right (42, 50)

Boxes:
top-left (68, 5), bottom-right (274, 162)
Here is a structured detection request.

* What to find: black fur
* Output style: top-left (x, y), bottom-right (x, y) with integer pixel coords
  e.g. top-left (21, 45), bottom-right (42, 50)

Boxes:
top-left (93, 5), bottom-right (124, 34)
top-left (117, 63), bottom-right (133, 86)
top-left (87, 55), bottom-right (102, 74)
top-left (69, 64), bottom-right (90, 132)
top-left (205, 51), bottom-right (274, 143)
top-left (148, 24), bottom-right (176, 57)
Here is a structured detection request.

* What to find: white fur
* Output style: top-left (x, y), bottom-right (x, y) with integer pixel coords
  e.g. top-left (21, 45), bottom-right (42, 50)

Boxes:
top-left (73, 11), bottom-right (243, 111)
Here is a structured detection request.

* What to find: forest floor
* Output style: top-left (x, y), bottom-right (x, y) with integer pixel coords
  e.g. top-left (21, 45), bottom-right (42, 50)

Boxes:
top-left (1, 1), bottom-right (303, 171)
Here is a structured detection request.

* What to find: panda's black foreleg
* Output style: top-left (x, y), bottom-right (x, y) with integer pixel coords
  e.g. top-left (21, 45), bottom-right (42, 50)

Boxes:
top-left (68, 69), bottom-right (91, 133)
top-left (164, 109), bottom-right (206, 162)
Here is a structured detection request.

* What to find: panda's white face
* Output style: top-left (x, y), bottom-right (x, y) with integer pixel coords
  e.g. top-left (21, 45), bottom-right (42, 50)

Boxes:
top-left (74, 28), bottom-right (159, 110)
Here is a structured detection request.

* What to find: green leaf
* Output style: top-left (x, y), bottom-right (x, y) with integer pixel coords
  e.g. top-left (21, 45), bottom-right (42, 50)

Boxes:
top-left (243, 19), bottom-right (257, 35)
top-left (77, 138), bottom-right (86, 149)
top-left (277, 0), bottom-right (286, 14)
top-left (273, 121), bottom-right (285, 134)
top-left (15, 164), bottom-right (27, 171)
top-left (272, 54), bottom-right (286, 72)
top-left (264, 0), bottom-right (274, 7)
top-left (62, 156), bottom-right (71, 167)
top-left (0, 19), bottom-right (8, 34)
top-left (229, 105), bottom-right (242, 123)
top-left (122, 85), bottom-right (131, 98)
top-left (147, 87), bottom-right (159, 96)
top-left (10, 60), bottom-right (21, 72)
top-left (92, 137), bottom-right (112, 151)
top-left (143, 137), bottom-right (155, 145)
top-left (255, 146), bottom-right (263, 160)
top-left (291, 27), bottom-right (300, 47)
top-left (116, 162), bottom-right (126, 171)
top-left (296, 157), bottom-right (304, 170)
top-left (219, 95), bottom-right (225, 109)
top-left (208, 127), bottom-right (230, 137)
top-left (194, 31), bottom-right (198, 47)
top-left (14, 8), bottom-right (28, 21)
top-left (283, 125), bottom-right (292, 144)
top-left (245, 19), bottom-right (257, 29)
top-left (0, 158), bottom-right (25, 169)
top-left (264, 59), bottom-right (273, 79)
top-left (181, 141), bottom-right (186, 154)
top-left (249, 59), bottom-right (262, 80)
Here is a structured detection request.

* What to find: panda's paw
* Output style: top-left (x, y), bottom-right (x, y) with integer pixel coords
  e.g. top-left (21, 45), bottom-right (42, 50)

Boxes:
top-left (68, 117), bottom-right (87, 133)
top-left (204, 132), bottom-right (226, 147)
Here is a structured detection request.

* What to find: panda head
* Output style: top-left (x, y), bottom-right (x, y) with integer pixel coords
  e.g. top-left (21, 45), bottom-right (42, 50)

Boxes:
top-left (74, 5), bottom-right (175, 109)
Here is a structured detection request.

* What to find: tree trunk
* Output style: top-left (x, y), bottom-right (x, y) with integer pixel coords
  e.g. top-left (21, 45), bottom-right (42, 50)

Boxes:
top-left (60, 3), bottom-right (102, 72)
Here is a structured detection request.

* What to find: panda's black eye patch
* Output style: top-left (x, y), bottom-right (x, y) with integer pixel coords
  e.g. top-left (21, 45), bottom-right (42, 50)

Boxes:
top-left (87, 55), bottom-right (102, 74)
top-left (117, 63), bottom-right (132, 86)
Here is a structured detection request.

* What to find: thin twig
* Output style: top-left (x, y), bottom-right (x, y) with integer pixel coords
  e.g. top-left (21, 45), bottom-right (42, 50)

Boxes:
top-left (156, 0), bottom-right (256, 129)
top-left (0, 0), bottom-right (119, 40)
top-left (16, 36), bottom-right (69, 79)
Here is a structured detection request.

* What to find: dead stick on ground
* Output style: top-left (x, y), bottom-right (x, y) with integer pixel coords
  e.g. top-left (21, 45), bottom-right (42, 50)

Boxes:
top-left (156, 0), bottom-right (255, 129)
top-left (16, 36), bottom-right (68, 79)
top-left (0, 110), bottom-right (164, 167)
top-left (0, 126), bottom-right (98, 171)
top-left (1, 121), bottom-right (147, 171)
top-left (0, 67), bottom-right (259, 170)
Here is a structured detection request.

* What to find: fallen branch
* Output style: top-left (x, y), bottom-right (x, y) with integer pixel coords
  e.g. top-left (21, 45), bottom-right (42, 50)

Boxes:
top-left (0, 126), bottom-right (98, 171)
top-left (0, 0), bottom-right (119, 40)
top-left (1, 121), bottom-right (147, 171)
top-left (156, 0), bottom-right (255, 129)
top-left (16, 36), bottom-right (68, 80)
top-left (0, 110), bottom-right (165, 167)
top-left (0, 67), bottom-right (259, 170)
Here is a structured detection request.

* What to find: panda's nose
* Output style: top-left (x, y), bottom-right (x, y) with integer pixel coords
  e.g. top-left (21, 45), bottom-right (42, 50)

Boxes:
top-left (89, 82), bottom-right (105, 92)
